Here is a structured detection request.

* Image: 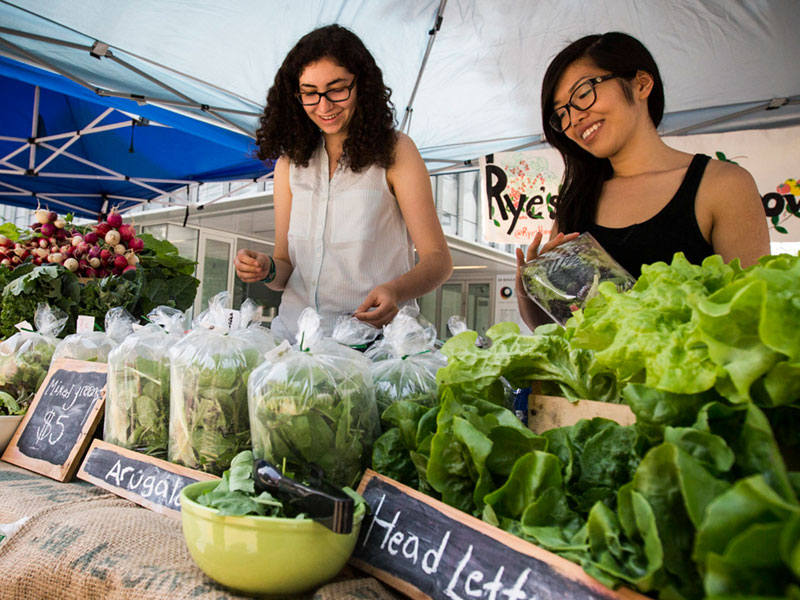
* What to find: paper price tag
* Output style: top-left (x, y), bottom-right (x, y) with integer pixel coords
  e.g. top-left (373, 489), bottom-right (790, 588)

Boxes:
top-left (76, 315), bottom-right (96, 333)
top-left (14, 320), bottom-right (33, 332)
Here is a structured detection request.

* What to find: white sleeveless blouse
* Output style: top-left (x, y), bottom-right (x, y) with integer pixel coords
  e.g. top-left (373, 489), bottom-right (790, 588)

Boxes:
top-left (270, 140), bottom-right (417, 342)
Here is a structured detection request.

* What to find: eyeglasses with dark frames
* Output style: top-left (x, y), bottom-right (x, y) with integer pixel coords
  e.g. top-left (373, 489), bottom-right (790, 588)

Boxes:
top-left (549, 71), bottom-right (636, 133)
top-left (295, 77), bottom-right (358, 106)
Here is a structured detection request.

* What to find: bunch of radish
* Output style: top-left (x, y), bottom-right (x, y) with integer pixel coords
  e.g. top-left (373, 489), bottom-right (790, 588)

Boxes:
top-left (0, 207), bottom-right (145, 278)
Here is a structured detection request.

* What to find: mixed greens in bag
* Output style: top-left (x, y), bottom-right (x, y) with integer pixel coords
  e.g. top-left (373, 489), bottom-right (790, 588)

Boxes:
top-left (248, 308), bottom-right (381, 488)
top-left (105, 306), bottom-right (186, 458)
top-left (370, 307), bottom-right (444, 416)
top-left (520, 232), bottom-right (635, 325)
top-left (168, 293), bottom-right (275, 475)
top-left (0, 303), bottom-right (66, 413)
top-left (52, 307), bottom-right (136, 363)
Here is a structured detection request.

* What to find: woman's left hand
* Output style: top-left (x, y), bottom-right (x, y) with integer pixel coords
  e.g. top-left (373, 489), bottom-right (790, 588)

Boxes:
top-left (353, 284), bottom-right (399, 327)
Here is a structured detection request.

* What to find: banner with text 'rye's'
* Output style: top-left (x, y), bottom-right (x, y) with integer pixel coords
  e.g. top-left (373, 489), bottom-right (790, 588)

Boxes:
top-left (479, 149), bottom-right (561, 246)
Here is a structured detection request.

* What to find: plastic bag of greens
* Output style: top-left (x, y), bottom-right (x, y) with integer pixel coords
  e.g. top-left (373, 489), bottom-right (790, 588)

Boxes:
top-left (520, 232), bottom-right (635, 325)
top-left (105, 306), bottom-right (186, 458)
top-left (0, 303), bottom-right (66, 412)
top-left (168, 293), bottom-right (272, 475)
top-left (370, 307), bottom-right (445, 415)
top-left (248, 308), bottom-right (381, 488)
top-left (52, 307), bottom-right (136, 363)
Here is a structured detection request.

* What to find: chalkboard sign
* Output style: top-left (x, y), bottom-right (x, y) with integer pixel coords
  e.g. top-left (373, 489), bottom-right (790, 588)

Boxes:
top-left (77, 440), bottom-right (218, 518)
top-left (350, 471), bottom-right (647, 600)
top-left (2, 359), bottom-right (106, 481)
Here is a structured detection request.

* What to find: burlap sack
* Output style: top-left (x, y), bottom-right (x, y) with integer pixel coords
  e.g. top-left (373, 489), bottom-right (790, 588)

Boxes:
top-left (0, 463), bottom-right (401, 600)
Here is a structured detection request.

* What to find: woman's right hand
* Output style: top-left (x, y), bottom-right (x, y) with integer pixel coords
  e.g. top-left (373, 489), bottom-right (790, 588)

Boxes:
top-left (234, 249), bottom-right (271, 283)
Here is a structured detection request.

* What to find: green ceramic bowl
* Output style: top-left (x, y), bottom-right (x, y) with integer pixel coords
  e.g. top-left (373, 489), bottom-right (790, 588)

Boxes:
top-left (180, 480), bottom-right (365, 596)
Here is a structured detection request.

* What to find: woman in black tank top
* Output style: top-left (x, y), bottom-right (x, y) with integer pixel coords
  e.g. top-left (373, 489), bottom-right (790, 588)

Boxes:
top-left (516, 32), bottom-right (770, 328)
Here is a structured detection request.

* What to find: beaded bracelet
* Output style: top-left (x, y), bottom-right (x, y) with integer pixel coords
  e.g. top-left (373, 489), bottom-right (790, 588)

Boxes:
top-left (261, 255), bottom-right (276, 284)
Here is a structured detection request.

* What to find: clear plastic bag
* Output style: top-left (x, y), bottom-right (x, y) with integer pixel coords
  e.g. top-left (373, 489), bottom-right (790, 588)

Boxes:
top-left (520, 232), bottom-right (635, 325)
top-left (247, 307), bottom-right (380, 487)
top-left (168, 292), bottom-right (271, 475)
top-left (105, 306), bottom-right (186, 458)
top-left (52, 307), bottom-right (136, 363)
top-left (370, 307), bottom-right (445, 415)
top-left (0, 303), bottom-right (66, 412)
top-left (331, 315), bottom-right (380, 351)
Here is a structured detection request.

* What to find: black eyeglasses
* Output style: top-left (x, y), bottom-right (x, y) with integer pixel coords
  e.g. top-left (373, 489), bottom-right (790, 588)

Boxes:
top-left (549, 71), bottom-right (635, 133)
top-left (295, 77), bottom-right (357, 106)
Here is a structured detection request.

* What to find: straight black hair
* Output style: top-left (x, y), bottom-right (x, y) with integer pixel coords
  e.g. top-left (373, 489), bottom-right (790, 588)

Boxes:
top-left (541, 32), bottom-right (665, 233)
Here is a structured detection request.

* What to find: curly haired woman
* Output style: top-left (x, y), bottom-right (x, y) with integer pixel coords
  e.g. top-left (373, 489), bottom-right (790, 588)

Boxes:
top-left (235, 25), bottom-right (452, 342)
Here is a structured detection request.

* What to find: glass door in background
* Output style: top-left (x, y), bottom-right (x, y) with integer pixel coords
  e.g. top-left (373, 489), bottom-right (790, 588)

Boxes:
top-left (195, 231), bottom-right (236, 315)
top-left (466, 282), bottom-right (491, 336)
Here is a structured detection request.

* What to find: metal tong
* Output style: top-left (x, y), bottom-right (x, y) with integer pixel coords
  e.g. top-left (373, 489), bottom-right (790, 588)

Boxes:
top-left (253, 459), bottom-right (354, 534)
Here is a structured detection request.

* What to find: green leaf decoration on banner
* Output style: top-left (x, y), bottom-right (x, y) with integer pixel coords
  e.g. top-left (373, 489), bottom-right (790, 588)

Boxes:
top-left (771, 215), bottom-right (788, 234)
top-left (493, 219), bottom-right (501, 227)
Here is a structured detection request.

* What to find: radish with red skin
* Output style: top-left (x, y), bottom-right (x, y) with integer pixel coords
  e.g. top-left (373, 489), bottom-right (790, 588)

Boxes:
top-left (40, 223), bottom-right (56, 237)
top-left (88, 246), bottom-right (101, 259)
top-left (128, 237), bottom-right (145, 252)
top-left (84, 231), bottom-right (99, 244)
top-left (113, 255), bottom-right (128, 270)
top-left (11, 256), bottom-right (21, 265)
top-left (83, 267), bottom-right (97, 278)
top-left (107, 210), bottom-right (123, 229)
top-left (48, 211), bottom-right (57, 222)
top-left (95, 222), bottom-right (111, 237)
top-left (123, 265), bottom-right (137, 274)
top-left (118, 224), bottom-right (135, 242)
top-left (33, 257), bottom-right (43, 266)
top-left (77, 242), bottom-right (89, 256)
top-left (96, 268), bottom-right (107, 278)
top-left (100, 248), bottom-right (112, 261)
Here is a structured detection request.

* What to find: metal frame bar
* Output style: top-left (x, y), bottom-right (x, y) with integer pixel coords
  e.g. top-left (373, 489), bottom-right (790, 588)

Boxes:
top-left (399, 0), bottom-right (447, 133)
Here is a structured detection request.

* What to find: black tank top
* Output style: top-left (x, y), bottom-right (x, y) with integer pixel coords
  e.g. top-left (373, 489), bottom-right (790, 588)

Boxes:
top-left (585, 154), bottom-right (715, 278)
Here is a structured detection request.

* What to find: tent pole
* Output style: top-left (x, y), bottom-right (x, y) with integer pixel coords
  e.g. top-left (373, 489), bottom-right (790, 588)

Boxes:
top-left (663, 98), bottom-right (796, 136)
top-left (399, 0), bottom-right (447, 133)
top-left (29, 85), bottom-right (39, 171)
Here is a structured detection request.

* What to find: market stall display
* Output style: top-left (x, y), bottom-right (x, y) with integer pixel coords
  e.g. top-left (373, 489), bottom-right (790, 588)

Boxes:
top-left (368, 252), bottom-right (800, 599)
top-left (168, 293), bottom-right (274, 475)
top-left (105, 306), bottom-right (187, 458)
top-left (0, 209), bottom-right (199, 340)
top-left (248, 308), bottom-right (381, 488)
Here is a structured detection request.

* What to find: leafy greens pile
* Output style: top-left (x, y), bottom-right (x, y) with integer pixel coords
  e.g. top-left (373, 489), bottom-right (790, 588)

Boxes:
top-left (196, 450), bottom-right (366, 518)
top-left (0, 265), bottom-right (80, 339)
top-left (373, 254), bottom-right (800, 599)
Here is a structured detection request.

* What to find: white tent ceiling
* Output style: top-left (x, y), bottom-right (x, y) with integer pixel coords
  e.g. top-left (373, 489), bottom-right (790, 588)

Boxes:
top-left (2, 0), bottom-right (799, 172)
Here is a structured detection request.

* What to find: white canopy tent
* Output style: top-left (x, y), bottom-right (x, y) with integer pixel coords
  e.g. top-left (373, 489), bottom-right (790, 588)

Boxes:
top-left (2, 0), bottom-right (799, 179)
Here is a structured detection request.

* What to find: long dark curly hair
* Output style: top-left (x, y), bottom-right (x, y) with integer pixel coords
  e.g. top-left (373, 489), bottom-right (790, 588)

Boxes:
top-left (541, 32), bottom-right (665, 233)
top-left (256, 24), bottom-right (397, 172)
